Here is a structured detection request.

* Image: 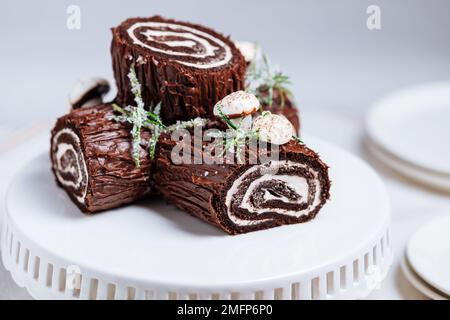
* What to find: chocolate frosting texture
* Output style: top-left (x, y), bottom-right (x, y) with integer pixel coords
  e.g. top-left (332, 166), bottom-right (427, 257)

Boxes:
top-left (50, 16), bottom-right (315, 232)
top-left (153, 133), bottom-right (330, 234)
top-left (50, 105), bottom-right (328, 233)
top-left (111, 16), bottom-right (246, 124)
top-left (50, 104), bottom-right (152, 213)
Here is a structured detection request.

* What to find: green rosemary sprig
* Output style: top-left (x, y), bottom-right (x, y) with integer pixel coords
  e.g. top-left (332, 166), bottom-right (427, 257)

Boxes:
top-left (215, 103), bottom-right (238, 130)
top-left (112, 101), bottom-right (164, 167)
top-left (165, 117), bottom-right (207, 132)
top-left (292, 135), bottom-right (304, 144)
top-left (208, 105), bottom-right (258, 161)
top-left (271, 70), bottom-right (293, 107)
top-left (246, 55), bottom-right (293, 108)
top-left (148, 125), bottom-right (161, 160)
top-left (210, 108), bottom-right (305, 160)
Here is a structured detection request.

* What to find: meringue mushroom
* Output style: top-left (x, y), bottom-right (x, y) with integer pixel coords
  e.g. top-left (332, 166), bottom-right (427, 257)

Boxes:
top-left (234, 41), bottom-right (261, 65)
top-left (253, 113), bottom-right (295, 145)
top-left (69, 78), bottom-right (110, 110)
top-left (214, 90), bottom-right (260, 131)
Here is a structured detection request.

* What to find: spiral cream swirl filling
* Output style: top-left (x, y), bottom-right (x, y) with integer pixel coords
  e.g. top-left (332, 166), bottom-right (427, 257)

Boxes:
top-left (127, 21), bottom-right (232, 69)
top-left (225, 161), bottom-right (322, 227)
top-left (52, 128), bottom-right (88, 204)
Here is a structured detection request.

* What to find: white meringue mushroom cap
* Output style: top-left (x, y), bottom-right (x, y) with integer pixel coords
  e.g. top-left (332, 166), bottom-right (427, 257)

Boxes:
top-left (214, 91), bottom-right (259, 118)
top-left (235, 41), bottom-right (260, 63)
top-left (253, 113), bottom-right (295, 145)
top-left (69, 77), bottom-right (110, 108)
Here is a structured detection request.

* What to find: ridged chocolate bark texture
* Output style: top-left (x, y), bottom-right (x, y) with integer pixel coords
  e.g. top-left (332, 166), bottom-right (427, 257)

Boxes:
top-left (111, 16), bottom-right (246, 124)
top-left (50, 104), bottom-right (152, 213)
top-left (153, 136), bottom-right (330, 235)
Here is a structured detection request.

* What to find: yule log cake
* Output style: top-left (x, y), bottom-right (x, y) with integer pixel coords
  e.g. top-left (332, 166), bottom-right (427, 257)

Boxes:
top-left (50, 104), bottom-right (152, 213)
top-left (50, 98), bottom-right (330, 233)
top-left (153, 133), bottom-right (330, 235)
top-left (153, 92), bottom-right (330, 234)
top-left (111, 16), bottom-right (246, 124)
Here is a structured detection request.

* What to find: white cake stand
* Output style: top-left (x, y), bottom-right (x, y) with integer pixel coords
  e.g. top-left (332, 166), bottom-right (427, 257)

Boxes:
top-left (1, 135), bottom-right (392, 300)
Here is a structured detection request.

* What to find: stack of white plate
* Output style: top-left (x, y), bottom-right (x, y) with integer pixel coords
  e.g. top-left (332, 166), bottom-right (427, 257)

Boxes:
top-left (365, 82), bottom-right (450, 191)
top-left (365, 82), bottom-right (450, 299)
top-left (402, 215), bottom-right (450, 300)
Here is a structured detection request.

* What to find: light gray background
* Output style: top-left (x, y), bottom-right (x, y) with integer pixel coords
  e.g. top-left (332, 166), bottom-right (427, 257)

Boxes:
top-left (1, 0), bottom-right (449, 128)
top-left (0, 0), bottom-right (449, 300)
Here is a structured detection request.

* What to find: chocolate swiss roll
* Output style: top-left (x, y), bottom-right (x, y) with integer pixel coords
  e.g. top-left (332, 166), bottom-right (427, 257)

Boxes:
top-left (111, 16), bottom-right (246, 124)
top-left (50, 104), bottom-right (152, 213)
top-left (153, 134), bottom-right (330, 235)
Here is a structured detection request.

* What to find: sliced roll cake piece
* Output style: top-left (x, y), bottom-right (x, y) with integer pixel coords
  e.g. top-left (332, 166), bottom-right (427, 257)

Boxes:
top-left (50, 104), bottom-right (153, 213)
top-left (153, 129), bottom-right (330, 235)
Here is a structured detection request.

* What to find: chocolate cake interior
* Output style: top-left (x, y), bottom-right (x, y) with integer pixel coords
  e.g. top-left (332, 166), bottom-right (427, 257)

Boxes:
top-left (214, 145), bottom-right (330, 234)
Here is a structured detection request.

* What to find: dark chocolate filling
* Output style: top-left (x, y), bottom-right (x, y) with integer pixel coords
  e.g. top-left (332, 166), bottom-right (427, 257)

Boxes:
top-left (208, 146), bottom-right (330, 234)
top-left (229, 163), bottom-right (316, 222)
top-left (250, 179), bottom-right (301, 208)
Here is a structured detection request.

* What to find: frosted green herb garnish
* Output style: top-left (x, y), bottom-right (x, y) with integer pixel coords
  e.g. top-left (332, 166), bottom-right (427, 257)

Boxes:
top-left (246, 55), bottom-right (293, 108)
top-left (207, 104), bottom-right (259, 161)
top-left (112, 64), bottom-right (205, 167)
